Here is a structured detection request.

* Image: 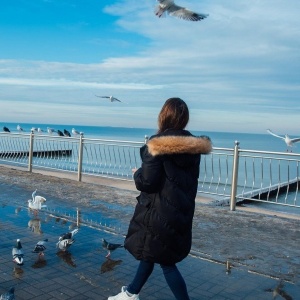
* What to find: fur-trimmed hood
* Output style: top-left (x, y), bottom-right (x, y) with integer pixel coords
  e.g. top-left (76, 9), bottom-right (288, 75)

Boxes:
top-left (147, 134), bottom-right (212, 157)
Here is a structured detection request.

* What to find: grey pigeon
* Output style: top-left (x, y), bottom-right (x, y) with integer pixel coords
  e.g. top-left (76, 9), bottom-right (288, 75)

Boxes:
top-left (102, 238), bottom-right (123, 258)
top-left (12, 239), bottom-right (24, 265)
top-left (0, 287), bottom-right (15, 300)
top-left (56, 238), bottom-right (75, 252)
top-left (57, 130), bottom-right (64, 136)
top-left (32, 239), bottom-right (48, 256)
top-left (3, 126), bottom-right (10, 133)
top-left (58, 228), bottom-right (78, 241)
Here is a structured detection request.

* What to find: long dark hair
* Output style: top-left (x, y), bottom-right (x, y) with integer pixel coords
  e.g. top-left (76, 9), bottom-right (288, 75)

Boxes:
top-left (157, 97), bottom-right (189, 134)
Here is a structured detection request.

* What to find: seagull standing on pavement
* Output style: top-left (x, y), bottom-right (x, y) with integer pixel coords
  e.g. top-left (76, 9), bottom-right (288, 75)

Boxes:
top-left (102, 238), bottom-right (123, 258)
top-left (267, 129), bottom-right (300, 152)
top-left (12, 239), bottom-right (24, 266)
top-left (155, 0), bottom-right (209, 21)
top-left (95, 95), bottom-right (123, 103)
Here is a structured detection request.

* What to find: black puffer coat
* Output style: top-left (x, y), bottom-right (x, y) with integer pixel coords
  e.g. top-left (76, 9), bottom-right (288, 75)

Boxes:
top-left (124, 129), bottom-right (212, 265)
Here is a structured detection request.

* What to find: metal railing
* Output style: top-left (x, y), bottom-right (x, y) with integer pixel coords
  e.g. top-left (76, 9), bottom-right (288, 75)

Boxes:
top-left (1, 132), bottom-right (299, 209)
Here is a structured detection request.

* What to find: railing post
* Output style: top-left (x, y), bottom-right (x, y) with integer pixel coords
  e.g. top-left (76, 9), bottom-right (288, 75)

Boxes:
top-left (77, 133), bottom-right (84, 181)
top-left (230, 141), bottom-right (240, 211)
top-left (28, 131), bottom-right (34, 172)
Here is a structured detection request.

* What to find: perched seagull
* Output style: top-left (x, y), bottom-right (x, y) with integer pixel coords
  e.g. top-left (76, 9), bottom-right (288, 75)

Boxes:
top-left (31, 127), bottom-right (37, 132)
top-left (0, 287), bottom-right (15, 300)
top-left (28, 190), bottom-right (47, 211)
top-left (57, 129), bottom-right (64, 136)
top-left (3, 126), bottom-right (10, 133)
top-left (63, 129), bottom-right (71, 137)
top-left (59, 228), bottom-right (79, 242)
top-left (37, 128), bottom-right (44, 133)
top-left (47, 127), bottom-right (56, 135)
top-left (155, 0), bottom-right (208, 21)
top-left (267, 129), bottom-right (300, 152)
top-left (12, 239), bottom-right (24, 266)
top-left (102, 238), bottom-right (123, 258)
top-left (72, 128), bottom-right (84, 136)
top-left (32, 239), bottom-right (48, 257)
top-left (95, 95), bottom-right (123, 103)
top-left (17, 124), bottom-right (24, 132)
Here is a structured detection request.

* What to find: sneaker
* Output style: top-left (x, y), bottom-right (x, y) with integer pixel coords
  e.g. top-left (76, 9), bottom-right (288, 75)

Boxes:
top-left (107, 286), bottom-right (140, 300)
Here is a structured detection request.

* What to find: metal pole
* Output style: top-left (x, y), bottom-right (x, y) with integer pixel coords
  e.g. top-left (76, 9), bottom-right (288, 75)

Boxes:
top-left (230, 141), bottom-right (240, 211)
top-left (28, 131), bottom-right (34, 172)
top-left (77, 133), bottom-right (84, 181)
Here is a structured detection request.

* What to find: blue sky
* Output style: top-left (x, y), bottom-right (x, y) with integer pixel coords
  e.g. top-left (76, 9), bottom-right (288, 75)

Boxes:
top-left (0, 0), bottom-right (300, 134)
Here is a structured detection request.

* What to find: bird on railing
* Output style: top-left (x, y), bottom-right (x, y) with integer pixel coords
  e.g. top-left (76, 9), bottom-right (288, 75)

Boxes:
top-left (63, 129), bottom-right (71, 137)
top-left (267, 129), bottom-right (300, 152)
top-left (47, 127), bottom-right (56, 135)
top-left (3, 126), bottom-right (10, 133)
top-left (37, 128), bottom-right (44, 133)
top-left (57, 130), bottom-right (64, 136)
top-left (72, 128), bottom-right (84, 136)
top-left (17, 124), bottom-right (24, 132)
top-left (154, 0), bottom-right (209, 21)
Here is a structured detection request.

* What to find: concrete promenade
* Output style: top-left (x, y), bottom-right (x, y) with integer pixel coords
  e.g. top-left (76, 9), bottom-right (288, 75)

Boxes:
top-left (0, 165), bottom-right (300, 299)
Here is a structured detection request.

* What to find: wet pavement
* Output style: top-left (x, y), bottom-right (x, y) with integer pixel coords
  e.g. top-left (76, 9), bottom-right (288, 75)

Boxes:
top-left (1, 166), bottom-right (300, 299)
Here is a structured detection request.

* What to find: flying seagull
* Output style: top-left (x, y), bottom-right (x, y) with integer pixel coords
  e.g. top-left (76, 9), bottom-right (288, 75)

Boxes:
top-left (155, 0), bottom-right (209, 21)
top-left (95, 95), bottom-right (123, 103)
top-left (0, 287), bottom-right (15, 300)
top-left (102, 238), bottom-right (123, 258)
top-left (12, 239), bottom-right (24, 266)
top-left (267, 129), bottom-right (300, 152)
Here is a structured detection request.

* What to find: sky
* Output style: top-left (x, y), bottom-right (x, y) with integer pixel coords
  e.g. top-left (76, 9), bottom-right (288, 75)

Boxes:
top-left (0, 0), bottom-right (300, 134)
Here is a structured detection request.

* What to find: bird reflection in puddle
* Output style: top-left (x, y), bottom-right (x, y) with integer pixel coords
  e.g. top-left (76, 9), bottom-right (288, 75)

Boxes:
top-left (15, 207), bottom-right (21, 214)
top-left (13, 267), bottom-right (24, 279)
top-left (32, 256), bottom-right (47, 269)
top-left (56, 250), bottom-right (76, 267)
top-left (100, 258), bottom-right (122, 274)
top-left (28, 218), bottom-right (43, 235)
top-left (265, 280), bottom-right (293, 300)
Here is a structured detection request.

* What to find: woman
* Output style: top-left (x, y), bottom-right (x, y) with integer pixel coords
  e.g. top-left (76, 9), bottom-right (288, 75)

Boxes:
top-left (108, 98), bottom-right (212, 300)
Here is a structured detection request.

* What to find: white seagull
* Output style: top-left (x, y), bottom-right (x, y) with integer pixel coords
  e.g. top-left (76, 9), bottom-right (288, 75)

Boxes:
top-left (267, 129), bottom-right (300, 152)
top-left (72, 128), bottom-right (84, 136)
top-left (37, 128), bottom-right (44, 133)
top-left (17, 125), bottom-right (24, 132)
top-left (47, 127), bottom-right (56, 134)
top-left (155, 0), bottom-right (209, 21)
top-left (12, 239), bottom-right (24, 266)
top-left (95, 95), bottom-right (123, 103)
top-left (28, 190), bottom-right (47, 211)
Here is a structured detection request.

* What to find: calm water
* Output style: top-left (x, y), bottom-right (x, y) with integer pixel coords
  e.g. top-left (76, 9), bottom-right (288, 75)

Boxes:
top-left (1, 122), bottom-right (299, 152)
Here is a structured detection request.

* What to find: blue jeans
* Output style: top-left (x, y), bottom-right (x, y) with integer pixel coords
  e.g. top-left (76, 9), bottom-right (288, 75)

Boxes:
top-left (127, 260), bottom-right (190, 300)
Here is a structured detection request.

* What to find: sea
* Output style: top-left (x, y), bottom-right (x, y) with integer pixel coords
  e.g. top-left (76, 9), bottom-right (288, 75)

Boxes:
top-left (1, 122), bottom-right (299, 152)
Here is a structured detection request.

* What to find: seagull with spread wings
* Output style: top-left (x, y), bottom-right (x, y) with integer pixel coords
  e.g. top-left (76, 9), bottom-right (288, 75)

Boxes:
top-left (155, 0), bottom-right (208, 21)
top-left (267, 129), bottom-right (300, 152)
top-left (95, 95), bottom-right (123, 103)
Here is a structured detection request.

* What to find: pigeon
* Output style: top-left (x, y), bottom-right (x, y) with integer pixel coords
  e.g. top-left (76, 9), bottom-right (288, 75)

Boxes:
top-left (155, 0), bottom-right (208, 21)
top-left (63, 129), bottom-right (71, 137)
top-left (3, 126), bottom-right (10, 133)
top-left (102, 238), bottom-right (123, 258)
top-left (0, 287), bottom-right (15, 300)
top-left (32, 239), bottom-right (48, 256)
top-left (267, 129), bottom-right (300, 152)
top-left (28, 190), bottom-right (47, 211)
top-left (95, 95), bottom-right (123, 103)
top-left (58, 228), bottom-right (79, 241)
top-left (57, 129), bottom-right (64, 136)
top-left (17, 124), bottom-right (24, 132)
top-left (12, 239), bottom-right (24, 265)
top-left (56, 238), bottom-right (75, 252)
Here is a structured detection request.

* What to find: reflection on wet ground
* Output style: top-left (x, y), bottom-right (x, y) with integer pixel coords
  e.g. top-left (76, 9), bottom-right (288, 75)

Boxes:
top-left (1, 194), bottom-right (300, 299)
